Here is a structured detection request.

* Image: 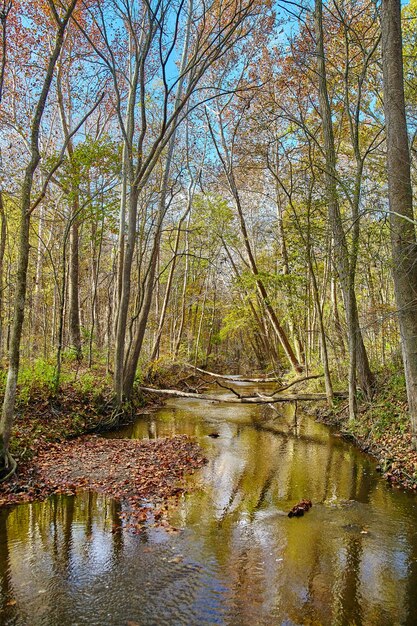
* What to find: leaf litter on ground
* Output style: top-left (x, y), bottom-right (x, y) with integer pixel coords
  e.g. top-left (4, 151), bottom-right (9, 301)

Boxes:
top-left (0, 434), bottom-right (207, 532)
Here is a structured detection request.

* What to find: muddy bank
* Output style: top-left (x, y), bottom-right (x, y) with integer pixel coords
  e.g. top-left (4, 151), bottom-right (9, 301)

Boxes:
top-left (0, 435), bottom-right (207, 531)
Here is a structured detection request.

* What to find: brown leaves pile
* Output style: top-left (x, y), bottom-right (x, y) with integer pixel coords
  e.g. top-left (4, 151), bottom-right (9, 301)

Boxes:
top-left (0, 435), bottom-right (207, 531)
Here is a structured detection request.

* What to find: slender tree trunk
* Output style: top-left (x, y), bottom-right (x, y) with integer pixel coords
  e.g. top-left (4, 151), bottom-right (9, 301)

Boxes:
top-left (314, 0), bottom-right (373, 417)
top-left (222, 237), bottom-right (281, 371)
top-left (210, 113), bottom-right (302, 374)
top-left (331, 271), bottom-right (346, 359)
top-left (0, 4), bottom-right (12, 359)
top-left (150, 198), bottom-right (192, 362)
top-left (233, 185), bottom-right (302, 373)
top-left (88, 212), bottom-right (104, 367)
top-left (0, 192), bottom-right (7, 358)
top-left (121, 8), bottom-right (193, 399)
top-left (114, 185), bottom-right (140, 403)
top-left (174, 212), bottom-right (191, 358)
top-left (194, 277), bottom-right (208, 367)
top-left (57, 63), bottom-right (82, 359)
top-left (0, 0), bottom-right (77, 475)
top-left (381, 0), bottom-right (417, 448)
top-left (55, 220), bottom-right (71, 391)
top-left (68, 212), bottom-right (82, 357)
top-left (122, 223), bottom-right (161, 396)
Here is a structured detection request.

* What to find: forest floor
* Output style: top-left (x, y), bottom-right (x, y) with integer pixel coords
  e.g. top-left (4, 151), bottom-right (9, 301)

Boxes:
top-left (0, 433), bottom-right (206, 532)
top-left (315, 371), bottom-right (417, 491)
top-left (0, 371), bottom-right (207, 531)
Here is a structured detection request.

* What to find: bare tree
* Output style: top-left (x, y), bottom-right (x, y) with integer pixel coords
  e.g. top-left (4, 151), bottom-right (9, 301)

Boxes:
top-left (76, 0), bottom-right (262, 403)
top-left (314, 0), bottom-right (374, 420)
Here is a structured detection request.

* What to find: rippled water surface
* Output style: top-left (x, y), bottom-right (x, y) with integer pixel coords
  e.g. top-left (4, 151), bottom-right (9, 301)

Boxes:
top-left (1, 384), bottom-right (417, 625)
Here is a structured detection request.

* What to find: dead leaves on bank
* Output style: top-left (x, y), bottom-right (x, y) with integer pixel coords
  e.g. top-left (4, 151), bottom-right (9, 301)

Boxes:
top-left (0, 435), bottom-right (207, 531)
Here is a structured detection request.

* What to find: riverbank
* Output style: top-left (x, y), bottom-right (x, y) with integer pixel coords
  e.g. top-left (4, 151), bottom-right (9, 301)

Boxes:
top-left (0, 371), bottom-right (207, 529)
top-left (315, 372), bottom-right (417, 491)
top-left (2, 363), bottom-right (416, 522)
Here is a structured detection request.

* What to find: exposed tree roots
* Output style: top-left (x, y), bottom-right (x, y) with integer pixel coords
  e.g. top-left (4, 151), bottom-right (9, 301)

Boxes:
top-left (0, 452), bottom-right (17, 483)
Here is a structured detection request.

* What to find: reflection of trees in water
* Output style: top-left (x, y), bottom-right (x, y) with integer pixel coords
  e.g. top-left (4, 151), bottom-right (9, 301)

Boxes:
top-left (172, 413), bottom-right (417, 624)
top-left (404, 512), bottom-right (417, 625)
top-left (1, 405), bottom-right (417, 625)
top-left (0, 510), bottom-right (15, 616)
top-left (109, 498), bottom-right (124, 559)
top-left (2, 493), bottom-right (126, 598)
top-left (336, 535), bottom-right (364, 625)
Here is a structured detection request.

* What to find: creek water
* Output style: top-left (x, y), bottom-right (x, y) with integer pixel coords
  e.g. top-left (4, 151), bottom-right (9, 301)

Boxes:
top-left (1, 383), bottom-right (417, 625)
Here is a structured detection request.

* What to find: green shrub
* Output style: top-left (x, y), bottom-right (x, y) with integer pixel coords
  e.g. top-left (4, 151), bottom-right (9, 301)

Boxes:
top-left (17, 359), bottom-right (56, 403)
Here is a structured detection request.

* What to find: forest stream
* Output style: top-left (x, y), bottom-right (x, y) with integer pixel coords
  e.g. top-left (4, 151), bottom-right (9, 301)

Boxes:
top-left (1, 383), bottom-right (417, 625)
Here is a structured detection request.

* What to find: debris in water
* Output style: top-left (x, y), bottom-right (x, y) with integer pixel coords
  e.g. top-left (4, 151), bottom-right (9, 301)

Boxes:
top-left (288, 499), bottom-right (312, 518)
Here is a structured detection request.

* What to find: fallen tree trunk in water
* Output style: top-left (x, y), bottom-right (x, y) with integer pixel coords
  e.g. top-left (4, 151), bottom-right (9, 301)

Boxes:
top-left (184, 364), bottom-right (281, 382)
top-left (184, 364), bottom-right (324, 386)
top-left (140, 387), bottom-right (347, 404)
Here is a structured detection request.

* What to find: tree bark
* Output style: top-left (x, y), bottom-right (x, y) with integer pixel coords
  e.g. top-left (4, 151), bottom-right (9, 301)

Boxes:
top-left (0, 0), bottom-right (77, 475)
top-left (150, 198), bottom-right (192, 362)
top-left (68, 211), bottom-right (82, 357)
top-left (381, 0), bottom-right (417, 448)
top-left (314, 0), bottom-right (374, 417)
top-left (0, 192), bottom-right (7, 358)
top-left (57, 61), bottom-right (82, 359)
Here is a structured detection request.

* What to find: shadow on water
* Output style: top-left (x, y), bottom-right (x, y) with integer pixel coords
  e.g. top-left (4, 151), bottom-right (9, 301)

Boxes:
top-left (1, 385), bottom-right (417, 625)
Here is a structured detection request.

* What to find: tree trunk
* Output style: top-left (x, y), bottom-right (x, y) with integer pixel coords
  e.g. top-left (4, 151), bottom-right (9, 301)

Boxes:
top-left (381, 0), bottom-right (417, 448)
top-left (150, 198), bottom-right (192, 362)
top-left (68, 212), bottom-right (82, 358)
top-left (174, 213), bottom-right (191, 358)
top-left (209, 111), bottom-right (302, 374)
top-left (122, 226), bottom-right (161, 397)
top-left (57, 62), bottom-right (82, 360)
top-left (0, 0), bottom-right (77, 476)
top-left (314, 0), bottom-right (373, 416)
top-left (120, 8), bottom-right (193, 400)
top-left (0, 192), bottom-right (7, 358)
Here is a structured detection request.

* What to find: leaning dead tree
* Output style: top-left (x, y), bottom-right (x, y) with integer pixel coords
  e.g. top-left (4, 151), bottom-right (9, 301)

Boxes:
top-left (184, 363), bottom-right (324, 386)
top-left (184, 363), bottom-right (282, 383)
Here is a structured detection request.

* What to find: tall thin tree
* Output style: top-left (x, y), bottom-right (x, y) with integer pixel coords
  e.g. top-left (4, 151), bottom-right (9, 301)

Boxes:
top-left (381, 0), bottom-right (417, 448)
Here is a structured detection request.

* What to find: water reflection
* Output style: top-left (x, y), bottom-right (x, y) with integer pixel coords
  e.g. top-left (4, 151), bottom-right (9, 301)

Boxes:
top-left (1, 389), bottom-right (417, 625)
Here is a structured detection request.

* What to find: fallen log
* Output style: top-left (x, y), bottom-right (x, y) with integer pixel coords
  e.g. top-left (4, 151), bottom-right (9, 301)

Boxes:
top-left (139, 387), bottom-right (347, 404)
top-left (267, 373), bottom-right (324, 395)
top-left (184, 364), bottom-right (324, 387)
top-left (184, 364), bottom-right (281, 383)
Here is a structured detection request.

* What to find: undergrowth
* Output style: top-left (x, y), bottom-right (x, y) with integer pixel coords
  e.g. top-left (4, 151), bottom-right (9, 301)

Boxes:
top-left (321, 369), bottom-right (417, 489)
top-left (344, 370), bottom-right (408, 440)
top-left (0, 359), bottom-right (132, 464)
